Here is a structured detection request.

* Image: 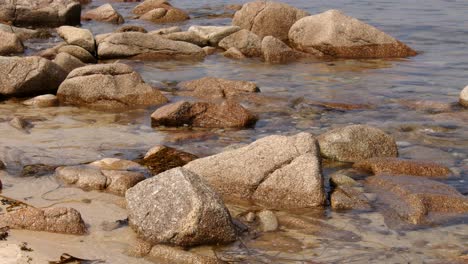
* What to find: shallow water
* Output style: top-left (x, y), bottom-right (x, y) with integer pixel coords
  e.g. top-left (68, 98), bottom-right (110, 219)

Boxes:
top-left (1, 0), bottom-right (468, 263)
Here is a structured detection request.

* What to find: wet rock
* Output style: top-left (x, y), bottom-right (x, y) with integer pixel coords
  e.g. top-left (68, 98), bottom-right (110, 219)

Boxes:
top-left (9, 117), bottom-right (30, 131)
top-left (460, 85), bottom-right (468, 107)
top-left (0, 56), bottom-right (67, 97)
top-left (58, 45), bottom-right (96, 63)
top-left (185, 133), bottom-right (326, 209)
top-left (115, 25), bottom-right (147, 33)
top-left (23, 94), bottom-right (58, 107)
top-left (0, 22), bottom-right (50, 41)
top-left (178, 77), bottom-right (259, 99)
top-left (257, 210), bottom-right (278, 232)
top-left (289, 10), bottom-right (417, 58)
top-left (57, 63), bottom-right (168, 110)
top-left (0, 207), bottom-right (86, 235)
top-left (57, 26), bottom-right (95, 54)
top-left (202, 46), bottom-right (216, 55)
top-left (126, 167), bottom-right (237, 247)
top-left (354, 157), bottom-right (452, 179)
top-left (0, 31), bottom-right (23, 55)
top-left (140, 7), bottom-right (189, 24)
top-left (151, 101), bottom-right (257, 129)
top-left (223, 47), bottom-right (246, 59)
top-left (21, 164), bottom-right (57, 177)
top-left (53, 52), bottom-right (86, 73)
top-left (188, 25), bottom-right (240, 46)
top-left (329, 170), bottom-right (358, 187)
top-left (366, 175), bottom-right (468, 224)
top-left (331, 186), bottom-right (371, 210)
top-left (262, 36), bottom-right (296, 64)
top-left (163, 31), bottom-right (208, 47)
top-left (149, 26), bottom-right (182, 35)
top-left (232, 1), bottom-right (309, 41)
top-left (143, 145), bottom-right (198, 175)
top-left (0, 0), bottom-right (81, 27)
top-left (97, 32), bottom-right (205, 60)
top-left (82, 4), bottom-right (124, 24)
top-left (317, 125), bottom-right (398, 163)
top-left (219, 29), bottom-right (262, 57)
top-left (148, 245), bottom-right (224, 264)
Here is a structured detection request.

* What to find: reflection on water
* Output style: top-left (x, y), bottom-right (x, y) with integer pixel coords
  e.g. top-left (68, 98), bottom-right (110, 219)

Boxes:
top-left (1, 0), bottom-right (468, 263)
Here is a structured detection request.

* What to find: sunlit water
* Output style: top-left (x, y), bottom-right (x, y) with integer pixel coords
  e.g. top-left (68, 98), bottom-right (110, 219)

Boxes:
top-left (1, 0), bottom-right (467, 263)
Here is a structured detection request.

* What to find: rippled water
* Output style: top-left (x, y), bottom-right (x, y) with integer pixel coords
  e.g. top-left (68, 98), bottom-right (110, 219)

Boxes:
top-left (1, 0), bottom-right (467, 263)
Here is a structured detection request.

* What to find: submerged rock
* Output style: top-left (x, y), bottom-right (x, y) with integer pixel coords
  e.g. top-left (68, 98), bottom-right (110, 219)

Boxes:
top-left (82, 4), bottom-right (124, 24)
top-left (148, 245), bottom-right (224, 264)
top-left (366, 175), bottom-right (468, 225)
top-left (317, 125), bottom-right (398, 163)
top-left (185, 133), bottom-right (326, 209)
top-left (151, 101), bottom-right (257, 129)
top-left (0, 0), bottom-right (81, 27)
top-left (143, 145), bottom-right (198, 175)
top-left (97, 32), bottom-right (205, 60)
top-left (460, 85), bottom-right (468, 107)
top-left (219, 29), bottom-right (262, 57)
top-left (53, 52), bottom-right (86, 73)
top-left (0, 207), bottom-right (86, 235)
top-left (57, 63), bottom-right (168, 109)
top-left (0, 31), bottom-right (23, 55)
top-left (289, 10), bottom-right (417, 58)
top-left (232, 1), bottom-right (309, 41)
top-left (57, 26), bottom-right (95, 54)
top-left (353, 157), bottom-right (452, 179)
top-left (257, 210), bottom-right (278, 232)
top-left (126, 167), bottom-right (237, 247)
top-left (178, 77), bottom-right (259, 99)
top-left (261, 36), bottom-right (296, 64)
top-left (0, 56), bottom-right (67, 97)
top-left (331, 186), bottom-right (371, 210)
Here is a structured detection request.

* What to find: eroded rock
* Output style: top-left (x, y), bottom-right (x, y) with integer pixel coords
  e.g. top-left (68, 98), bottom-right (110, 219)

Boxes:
top-left (178, 77), bottom-right (259, 99)
top-left (143, 145), bottom-right (198, 175)
top-left (82, 4), bottom-right (124, 24)
top-left (126, 167), bottom-right (237, 247)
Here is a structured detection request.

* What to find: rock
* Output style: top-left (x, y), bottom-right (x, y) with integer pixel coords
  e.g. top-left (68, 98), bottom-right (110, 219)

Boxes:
top-left (232, 1), bottom-right (309, 41)
top-left (460, 85), bottom-right (468, 107)
top-left (57, 63), bottom-right (168, 109)
top-left (202, 46), bottom-right (216, 55)
top-left (219, 29), bottom-right (262, 57)
top-left (366, 175), bottom-right (468, 224)
top-left (0, 207), bottom-right (86, 235)
top-left (0, 23), bottom-right (50, 41)
top-left (149, 26), bottom-right (182, 35)
top-left (143, 145), bottom-right (198, 175)
top-left (289, 10), bottom-right (417, 58)
top-left (188, 25), bottom-right (240, 46)
top-left (82, 4), bottom-right (124, 24)
top-left (329, 171), bottom-right (358, 187)
top-left (0, 31), bottom-right (23, 55)
top-left (399, 145), bottom-right (455, 166)
top-left (21, 164), bottom-right (57, 177)
top-left (245, 212), bottom-right (256, 223)
top-left (97, 32), bottom-right (205, 60)
top-left (261, 36), bottom-right (296, 63)
top-left (353, 157), bottom-right (452, 179)
top-left (163, 31), bottom-right (208, 47)
top-left (57, 26), bottom-right (95, 54)
top-left (0, 56), bottom-right (67, 97)
top-left (178, 77), bottom-right (259, 99)
top-left (223, 47), bottom-right (246, 59)
top-left (8, 117), bottom-right (30, 131)
top-left (0, 160), bottom-right (5, 170)
top-left (56, 163), bottom-right (146, 196)
top-left (90, 158), bottom-right (146, 172)
top-left (331, 186), bottom-right (371, 210)
top-left (150, 101), bottom-right (257, 129)
top-left (317, 125), bottom-right (398, 163)
top-left (257, 210), bottom-right (278, 232)
top-left (58, 45), bottom-right (96, 63)
top-left (139, 7), bottom-right (189, 24)
top-left (115, 25), bottom-right (147, 33)
top-left (125, 167), bottom-right (237, 247)
top-left (148, 245), bottom-right (224, 264)
top-left (53, 52), bottom-right (86, 73)
top-left (0, 0), bottom-right (81, 27)
top-left (184, 133), bottom-right (326, 209)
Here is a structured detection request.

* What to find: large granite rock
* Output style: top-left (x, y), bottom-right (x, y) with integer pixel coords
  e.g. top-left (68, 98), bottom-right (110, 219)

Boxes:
top-left (178, 77), bottom-right (259, 99)
top-left (232, 1), bottom-right (309, 41)
top-left (125, 167), bottom-right (237, 247)
top-left (317, 125), bottom-right (398, 163)
top-left (150, 101), bottom-right (257, 129)
top-left (218, 29), bottom-right (262, 57)
top-left (289, 10), bottom-right (417, 58)
top-left (366, 175), bottom-right (468, 224)
top-left (184, 133), bottom-right (326, 209)
top-left (0, 0), bottom-right (81, 27)
top-left (97, 32), bottom-right (205, 60)
top-left (57, 63), bottom-right (168, 109)
top-left (460, 85), bottom-right (468, 107)
top-left (0, 56), bottom-right (67, 97)
top-left (82, 4), bottom-right (124, 24)
top-left (0, 31), bottom-right (23, 55)
top-left (0, 207), bottom-right (86, 235)
top-left (57, 26), bottom-right (95, 54)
